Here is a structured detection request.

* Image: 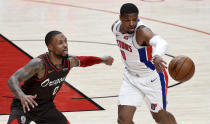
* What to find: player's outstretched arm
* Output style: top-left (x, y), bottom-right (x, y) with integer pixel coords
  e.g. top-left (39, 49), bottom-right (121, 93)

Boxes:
top-left (8, 58), bottom-right (43, 112)
top-left (136, 25), bottom-right (167, 72)
top-left (69, 56), bottom-right (114, 68)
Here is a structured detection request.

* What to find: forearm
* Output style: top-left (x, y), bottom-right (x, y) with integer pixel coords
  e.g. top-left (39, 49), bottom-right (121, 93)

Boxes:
top-left (8, 76), bottom-right (25, 98)
top-left (149, 35), bottom-right (168, 57)
top-left (8, 76), bottom-right (38, 113)
top-left (76, 56), bottom-right (102, 67)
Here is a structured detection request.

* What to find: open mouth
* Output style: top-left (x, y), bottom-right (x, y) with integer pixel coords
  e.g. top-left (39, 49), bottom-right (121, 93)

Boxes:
top-left (64, 49), bottom-right (68, 55)
top-left (129, 28), bottom-right (135, 32)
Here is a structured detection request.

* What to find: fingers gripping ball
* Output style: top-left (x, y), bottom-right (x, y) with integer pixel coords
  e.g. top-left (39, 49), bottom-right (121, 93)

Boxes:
top-left (168, 55), bottom-right (195, 82)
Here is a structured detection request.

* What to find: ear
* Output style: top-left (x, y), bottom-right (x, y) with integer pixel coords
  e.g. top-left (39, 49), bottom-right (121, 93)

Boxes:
top-left (119, 15), bottom-right (122, 21)
top-left (48, 44), bottom-right (53, 52)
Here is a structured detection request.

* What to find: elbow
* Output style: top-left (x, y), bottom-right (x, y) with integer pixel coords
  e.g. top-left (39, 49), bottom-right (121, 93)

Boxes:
top-left (154, 40), bottom-right (168, 57)
top-left (8, 76), bottom-right (16, 88)
top-left (150, 35), bottom-right (168, 56)
top-left (8, 77), bottom-right (13, 87)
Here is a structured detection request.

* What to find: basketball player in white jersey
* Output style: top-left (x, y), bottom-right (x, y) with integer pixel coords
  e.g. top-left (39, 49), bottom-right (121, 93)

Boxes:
top-left (112, 3), bottom-right (177, 124)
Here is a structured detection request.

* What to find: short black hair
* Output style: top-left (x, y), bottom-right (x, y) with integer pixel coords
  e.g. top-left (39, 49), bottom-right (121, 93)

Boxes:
top-left (45, 30), bottom-right (62, 46)
top-left (120, 3), bottom-right (139, 16)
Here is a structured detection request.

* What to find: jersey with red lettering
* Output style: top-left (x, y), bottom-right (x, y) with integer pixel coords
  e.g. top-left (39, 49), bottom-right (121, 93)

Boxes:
top-left (112, 20), bottom-right (155, 76)
top-left (21, 53), bottom-right (70, 104)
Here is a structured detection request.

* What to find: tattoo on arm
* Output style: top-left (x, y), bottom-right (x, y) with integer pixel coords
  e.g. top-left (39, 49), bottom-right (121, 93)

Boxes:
top-left (8, 58), bottom-right (44, 98)
top-left (68, 56), bottom-right (80, 68)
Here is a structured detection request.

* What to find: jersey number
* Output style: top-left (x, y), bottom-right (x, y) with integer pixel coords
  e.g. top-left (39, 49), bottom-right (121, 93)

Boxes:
top-left (120, 50), bottom-right (126, 60)
top-left (53, 86), bottom-right (60, 95)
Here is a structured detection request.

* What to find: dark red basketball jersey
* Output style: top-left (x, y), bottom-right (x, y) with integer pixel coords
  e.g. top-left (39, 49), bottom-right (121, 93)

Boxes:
top-left (21, 53), bottom-right (70, 104)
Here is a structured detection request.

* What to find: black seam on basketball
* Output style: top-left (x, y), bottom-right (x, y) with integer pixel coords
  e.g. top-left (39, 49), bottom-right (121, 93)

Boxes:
top-left (171, 56), bottom-right (184, 77)
top-left (172, 57), bottom-right (183, 71)
top-left (174, 57), bottom-right (188, 80)
top-left (178, 61), bottom-right (194, 81)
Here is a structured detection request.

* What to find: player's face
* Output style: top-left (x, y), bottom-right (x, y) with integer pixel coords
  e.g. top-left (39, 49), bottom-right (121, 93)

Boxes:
top-left (50, 33), bottom-right (68, 58)
top-left (120, 13), bottom-right (138, 34)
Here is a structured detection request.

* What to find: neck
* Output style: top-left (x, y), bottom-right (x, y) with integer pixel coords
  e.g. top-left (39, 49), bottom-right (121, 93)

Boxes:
top-left (48, 52), bottom-right (63, 65)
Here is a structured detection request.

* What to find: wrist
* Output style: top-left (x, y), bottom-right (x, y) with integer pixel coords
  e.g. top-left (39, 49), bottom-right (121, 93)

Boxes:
top-left (100, 57), bottom-right (105, 63)
top-left (152, 55), bottom-right (163, 64)
top-left (17, 91), bottom-right (25, 99)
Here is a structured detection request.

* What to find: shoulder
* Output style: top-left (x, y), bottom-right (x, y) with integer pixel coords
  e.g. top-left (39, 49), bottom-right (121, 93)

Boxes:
top-left (136, 25), bottom-right (151, 35)
top-left (135, 25), bottom-right (155, 45)
top-left (31, 57), bottom-right (44, 65)
top-left (68, 55), bottom-right (77, 61)
top-left (68, 55), bottom-right (80, 68)
top-left (24, 57), bottom-right (44, 71)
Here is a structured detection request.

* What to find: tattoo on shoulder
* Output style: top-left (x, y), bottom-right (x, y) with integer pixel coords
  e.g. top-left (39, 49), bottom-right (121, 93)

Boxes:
top-left (68, 56), bottom-right (79, 68)
top-left (16, 58), bottom-right (44, 82)
top-left (27, 58), bottom-right (44, 72)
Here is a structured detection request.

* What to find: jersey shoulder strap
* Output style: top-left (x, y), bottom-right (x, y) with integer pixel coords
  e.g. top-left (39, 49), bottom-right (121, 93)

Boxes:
top-left (112, 20), bottom-right (121, 35)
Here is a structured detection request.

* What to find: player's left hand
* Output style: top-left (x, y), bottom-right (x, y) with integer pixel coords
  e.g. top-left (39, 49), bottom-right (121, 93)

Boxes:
top-left (101, 56), bottom-right (114, 66)
top-left (19, 94), bottom-right (38, 113)
top-left (152, 55), bottom-right (167, 72)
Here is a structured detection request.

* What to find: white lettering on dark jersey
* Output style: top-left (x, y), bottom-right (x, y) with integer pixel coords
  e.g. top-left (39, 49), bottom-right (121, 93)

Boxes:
top-left (21, 115), bottom-right (26, 124)
top-left (53, 86), bottom-right (60, 95)
top-left (63, 67), bottom-right (68, 71)
top-left (41, 77), bottom-right (66, 87)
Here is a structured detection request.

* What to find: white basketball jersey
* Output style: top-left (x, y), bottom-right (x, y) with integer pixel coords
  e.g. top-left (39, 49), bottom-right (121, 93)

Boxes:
top-left (112, 20), bottom-right (156, 76)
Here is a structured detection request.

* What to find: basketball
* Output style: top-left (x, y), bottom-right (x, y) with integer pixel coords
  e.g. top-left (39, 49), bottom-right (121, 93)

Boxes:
top-left (168, 55), bottom-right (195, 82)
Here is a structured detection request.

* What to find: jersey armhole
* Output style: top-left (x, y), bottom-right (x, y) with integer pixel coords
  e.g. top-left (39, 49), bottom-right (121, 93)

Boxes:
top-left (132, 26), bottom-right (142, 49)
top-left (112, 20), bottom-right (119, 32)
top-left (132, 24), bottom-right (151, 49)
top-left (31, 56), bottom-right (48, 82)
top-left (112, 20), bottom-right (121, 34)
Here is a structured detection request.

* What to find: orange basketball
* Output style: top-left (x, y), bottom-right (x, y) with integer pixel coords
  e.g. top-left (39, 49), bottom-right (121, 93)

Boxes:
top-left (168, 55), bottom-right (195, 82)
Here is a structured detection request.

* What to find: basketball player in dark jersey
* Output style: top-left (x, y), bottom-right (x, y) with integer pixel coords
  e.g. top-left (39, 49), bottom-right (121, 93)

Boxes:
top-left (7, 31), bottom-right (114, 124)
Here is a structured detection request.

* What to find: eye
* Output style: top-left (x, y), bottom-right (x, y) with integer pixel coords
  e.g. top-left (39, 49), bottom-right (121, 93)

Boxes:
top-left (58, 40), bottom-right (63, 44)
top-left (134, 18), bottom-right (138, 21)
top-left (123, 19), bottom-right (130, 22)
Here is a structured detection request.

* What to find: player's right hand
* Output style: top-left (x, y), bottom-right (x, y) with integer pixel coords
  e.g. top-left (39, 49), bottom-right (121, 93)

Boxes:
top-left (152, 55), bottom-right (167, 72)
top-left (19, 94), bottom-right (38, 113)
